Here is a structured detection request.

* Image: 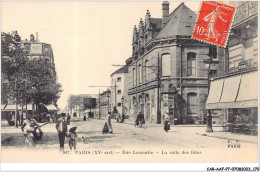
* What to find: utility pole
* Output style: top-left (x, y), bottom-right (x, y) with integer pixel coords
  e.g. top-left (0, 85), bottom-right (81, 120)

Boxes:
top-left (89, 86), bottom-right (118, 117)
top-left (99, 89), bottom-right (101, 119)
top-left (115, 80), bottom-right (117, 111)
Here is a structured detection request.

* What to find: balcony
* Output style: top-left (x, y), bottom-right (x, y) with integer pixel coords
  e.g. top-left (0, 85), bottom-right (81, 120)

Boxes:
top-left (233, 1), bottom-right (258, 27)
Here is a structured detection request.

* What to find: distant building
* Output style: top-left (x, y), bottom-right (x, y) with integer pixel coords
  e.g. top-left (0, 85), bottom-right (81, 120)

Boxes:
top-left (100, 89), bottom-right (111, 118)
top-left (69, 94), bottom-right (99, 118)
top-left (23, 33), bottom-right (56, 77)
top-left (206, 2), bottom-right (258, 128)
top-left (126, 2), bottom-right (226, 124)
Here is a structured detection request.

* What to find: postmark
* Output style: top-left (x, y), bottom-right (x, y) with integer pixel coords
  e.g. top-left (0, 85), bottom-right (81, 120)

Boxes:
top-left (192, 1), bottom-right (236, 47)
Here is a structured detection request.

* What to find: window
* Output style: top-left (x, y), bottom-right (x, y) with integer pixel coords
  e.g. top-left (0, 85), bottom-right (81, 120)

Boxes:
top-left (161, 54), bottom-right (171, 76)
top-left (208, 45), bottom-right (217, 59)
top-left (117, 90), bottom-right (121, 94)
top-left (187, 53), bottom-right (196, 76)
top-left (139, 65), bottom-right (142, 83)
top-left (45, 58), bottom-right (49, 63)
top-left (117, 103), bottom-right (121, 107)
top-left (133, 97), bottom-right (136, 105)
top-left (117, 77), bottom-right (121, 82)
top-left (145, 60), bottom-right (149, 81)
top-left (187, 93), bottom-right (197, 116)
top-left (245, 38), bottom-right (254, 61)
top-left (133, 68), bottom-right (136, 86)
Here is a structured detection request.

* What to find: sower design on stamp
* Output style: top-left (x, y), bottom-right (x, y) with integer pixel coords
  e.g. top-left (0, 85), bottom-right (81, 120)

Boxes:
top-left (192, 1), bottom-right (236, 47)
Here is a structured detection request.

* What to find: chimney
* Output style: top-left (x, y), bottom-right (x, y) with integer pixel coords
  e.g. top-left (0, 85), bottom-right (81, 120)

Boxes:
top-left (30, 34), bottom-right (35, 42)
top-left (162, 1), bottom-right (169, 27)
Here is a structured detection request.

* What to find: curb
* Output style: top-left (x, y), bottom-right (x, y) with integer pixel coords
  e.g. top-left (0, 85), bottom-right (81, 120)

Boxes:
top-left (196, 133), bottom-right (258, 144)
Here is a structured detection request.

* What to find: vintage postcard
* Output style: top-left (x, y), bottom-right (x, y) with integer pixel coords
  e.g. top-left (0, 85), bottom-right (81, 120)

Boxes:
top-left (1, 0), bottom-right (259, 166)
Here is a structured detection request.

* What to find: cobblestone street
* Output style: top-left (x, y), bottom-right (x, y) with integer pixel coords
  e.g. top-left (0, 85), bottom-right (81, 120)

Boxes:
top-left (1, 118), bottom-right (258, 162)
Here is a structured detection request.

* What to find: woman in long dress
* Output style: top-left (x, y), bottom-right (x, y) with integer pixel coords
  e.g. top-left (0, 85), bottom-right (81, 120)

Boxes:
top-left (107, 113), bottom-right (113, 133)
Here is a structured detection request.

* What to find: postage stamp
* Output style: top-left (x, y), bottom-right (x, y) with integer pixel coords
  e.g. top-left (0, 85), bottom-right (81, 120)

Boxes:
top-left (192, 1), bottom-right (236, 47)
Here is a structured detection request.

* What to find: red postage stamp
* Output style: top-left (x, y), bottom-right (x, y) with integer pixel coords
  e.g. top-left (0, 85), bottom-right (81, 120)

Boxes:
top-left (192, 1), bottom-right (236, 47)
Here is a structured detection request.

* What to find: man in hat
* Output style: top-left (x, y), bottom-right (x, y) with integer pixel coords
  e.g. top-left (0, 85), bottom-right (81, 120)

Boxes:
top-left (56, 113), bottom-right (68, 151)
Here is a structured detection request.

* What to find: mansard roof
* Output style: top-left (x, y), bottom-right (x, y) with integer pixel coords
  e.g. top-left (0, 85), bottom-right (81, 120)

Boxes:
top-left (154, 3), bottom-right (196, 39)
top-left (149, 18), bottom-right (162, 30)
top-left (110, 65), bottom-right (128, 76)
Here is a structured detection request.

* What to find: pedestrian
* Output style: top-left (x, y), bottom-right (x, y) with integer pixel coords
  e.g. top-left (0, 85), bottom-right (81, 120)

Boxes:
top-left (102, 122), bottom-right (109, 134)
top-left (67, 114), bottom-right (71, 125)
top-left (21, 114), bottom-right (42, 148)
top-left (56, 113), bottom-right (68, 151)
top-left (135, 112), bottom-right (143, 128)
top-left (67, 127), bottom-right (77, 151)
top-left (83, 114), bottom-right (87, 121)
top-left (107, 112), bottom-right (113, 133)
top-left (164, 113), bottom-right (170, 132)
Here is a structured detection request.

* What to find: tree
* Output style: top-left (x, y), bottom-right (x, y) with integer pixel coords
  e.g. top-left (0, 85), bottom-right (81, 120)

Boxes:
top-left (27, 59), bottom-right (62, 115)
top-left (1, 31), bottom-right (30, 126)
top-left (2, 31), bottom-right (63, 123)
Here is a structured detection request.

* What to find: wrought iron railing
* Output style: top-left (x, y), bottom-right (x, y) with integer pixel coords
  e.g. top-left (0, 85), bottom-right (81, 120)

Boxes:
top-left (233, 1), bottom-right (258, 26)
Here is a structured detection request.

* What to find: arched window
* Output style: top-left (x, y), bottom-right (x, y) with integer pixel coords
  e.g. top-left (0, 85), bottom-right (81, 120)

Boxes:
top-left (133, 97), bottom-right (136, 105)
top-left (117, 90), bottom-right (121, 94)
top-left (133, 68), bottom-right (136, 86)
top-left (145, 93), bottom-right (150, 103)
top-left (145, 60), bottom-right (149, 81)
top-left (139, 64), bottom-right (142, 84)
top-left (187, 93), bottom-right (197, 117)
top-left (187, 52), bottom-right (196, 76)
top-left (161, 54), bottom-right (171, 76)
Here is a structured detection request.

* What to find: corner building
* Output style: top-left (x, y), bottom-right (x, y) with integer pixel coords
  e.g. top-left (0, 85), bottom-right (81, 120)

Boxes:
top-left (127, 2), bottom-right (226, 124)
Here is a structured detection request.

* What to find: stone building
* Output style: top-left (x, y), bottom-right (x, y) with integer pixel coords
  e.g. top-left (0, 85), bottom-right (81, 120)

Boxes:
top-left (100, 89), bottom-right (111, 118)
top-left (126, 2), bottom-right (226, 124)
top-left (110, 65), bottom-right (128, 116)
top-left (206, 1), bottom-right (258, 129)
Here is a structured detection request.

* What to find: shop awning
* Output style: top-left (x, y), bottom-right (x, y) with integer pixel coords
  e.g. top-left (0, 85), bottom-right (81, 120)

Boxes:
top-left (236, 71), bottom-right (258, 107)
top-left (206, 79), bottom-right (224, 104)
top-left (1, 104), bottom-right (20, 111)
top-left (1, 104), bottom-right (7, 110)
top-left (46, 104), bottom-right (59, 111)
top-left (1, 104), bottom-right (33, 111)
top-left (206, 71), bottom-right (258, 109)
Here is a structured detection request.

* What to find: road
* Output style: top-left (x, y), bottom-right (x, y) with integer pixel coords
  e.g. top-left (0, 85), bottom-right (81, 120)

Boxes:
top-left (1, 118), bottom-right (258, 162)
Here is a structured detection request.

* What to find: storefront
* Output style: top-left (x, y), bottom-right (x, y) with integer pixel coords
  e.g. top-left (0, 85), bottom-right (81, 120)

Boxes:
top-left (206, 69), bottom-right (258, 135)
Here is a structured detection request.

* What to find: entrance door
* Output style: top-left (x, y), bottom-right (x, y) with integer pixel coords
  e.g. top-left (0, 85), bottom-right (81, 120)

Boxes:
top-left (145, 102), bottom-right (150, 122)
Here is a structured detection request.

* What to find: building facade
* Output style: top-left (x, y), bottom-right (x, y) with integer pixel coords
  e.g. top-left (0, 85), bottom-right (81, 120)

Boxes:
top-left (206, 1), bottom-right (258, 131)
top-left (127, 2), bottom-right (226, 124)
top-left (110, 65), bottom-right (128, 116)
top-left (100, 90), bottom-right (111, 118)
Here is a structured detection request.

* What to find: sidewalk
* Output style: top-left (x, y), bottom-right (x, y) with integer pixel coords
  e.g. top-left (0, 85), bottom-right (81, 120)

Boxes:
top-left (196, 126), bottom-right (258, 144)
top-left (119, 119), bottom-right (258, 144)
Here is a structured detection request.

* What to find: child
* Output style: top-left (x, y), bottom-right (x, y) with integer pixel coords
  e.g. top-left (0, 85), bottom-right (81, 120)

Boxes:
top-left (67, 127), bottom-right (77, 150)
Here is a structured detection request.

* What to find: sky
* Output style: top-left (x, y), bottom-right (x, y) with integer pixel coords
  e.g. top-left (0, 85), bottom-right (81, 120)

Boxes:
top-left (2, 1), bottom-right (200, 110)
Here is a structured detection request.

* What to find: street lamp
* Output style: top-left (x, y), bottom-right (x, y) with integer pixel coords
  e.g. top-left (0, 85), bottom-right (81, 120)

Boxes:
top-left (203, 56), bottom-right (218, 132)
top-left (121, 96), bottom-right (124, 121)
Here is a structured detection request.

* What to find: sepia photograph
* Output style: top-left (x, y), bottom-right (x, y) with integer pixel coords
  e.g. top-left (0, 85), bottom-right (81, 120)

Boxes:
top-left (1, 0), bottom-right (259, 168)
